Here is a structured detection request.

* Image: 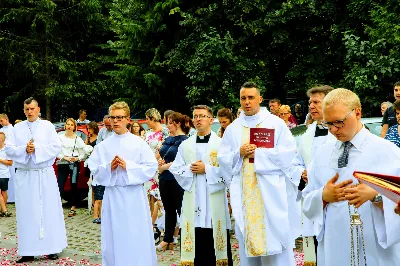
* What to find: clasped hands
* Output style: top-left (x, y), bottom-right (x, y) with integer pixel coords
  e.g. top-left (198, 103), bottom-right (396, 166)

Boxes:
top-left (190, 160), bottom-right (205, 174)
top-left (26, 140), bottom-right (35, 154)
top-left (111, 155), bottom-right (126, 170)
top-left (64, 156), bottom-right (79, 162)
top-left (240, 143), bottom-right (257, 159)
top-left (158, 159), bottom-right (167, 174)
top-left (322, 173), bottom-right (378, 208)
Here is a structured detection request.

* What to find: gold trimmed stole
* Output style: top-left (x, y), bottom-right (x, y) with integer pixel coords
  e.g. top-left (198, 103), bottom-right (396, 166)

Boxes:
top-left (180, 133), bottom-right (228, 266)
top-left (241, 126), bottom-right (268, 257)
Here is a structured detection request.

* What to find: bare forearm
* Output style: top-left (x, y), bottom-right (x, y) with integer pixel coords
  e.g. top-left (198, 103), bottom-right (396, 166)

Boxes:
top-left (0, 159), bottom-right (12, 166)
top-left (381, 124), bottom-right (388, 138)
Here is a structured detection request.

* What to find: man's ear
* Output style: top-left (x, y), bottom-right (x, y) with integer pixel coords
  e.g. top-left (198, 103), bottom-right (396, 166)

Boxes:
top-left (259, 96), bottom-right (263, 104)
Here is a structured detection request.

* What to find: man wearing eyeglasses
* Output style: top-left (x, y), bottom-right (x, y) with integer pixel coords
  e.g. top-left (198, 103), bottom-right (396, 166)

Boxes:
top-left (169, 105), bottom-right (232, 266)
top-left (302, 88), bottom-right (400, 266)
top-left (289, 85), bottom-right (335, 265)
top-left (87, 102), bottom-right (158, 266)
top-left (218, 82), bottom-right (297, 266)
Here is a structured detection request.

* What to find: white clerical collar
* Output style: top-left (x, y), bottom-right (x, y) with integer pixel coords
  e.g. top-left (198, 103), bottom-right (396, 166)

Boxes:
top-left (114, 131), bottom-right (129, 138)
top-left (243, 112), bottom-right (260, 121)
top-left (27, 118), bottom-right (40, 124)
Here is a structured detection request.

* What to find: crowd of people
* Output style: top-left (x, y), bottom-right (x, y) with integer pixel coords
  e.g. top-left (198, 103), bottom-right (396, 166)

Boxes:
top-left (0, 82), bottom-right (400, 266)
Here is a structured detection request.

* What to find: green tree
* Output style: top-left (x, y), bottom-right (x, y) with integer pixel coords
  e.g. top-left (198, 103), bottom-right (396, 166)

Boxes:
top-left (343, 1), bottom-right (400, 116)
top-left (0, 0), bottom-right (116, 121)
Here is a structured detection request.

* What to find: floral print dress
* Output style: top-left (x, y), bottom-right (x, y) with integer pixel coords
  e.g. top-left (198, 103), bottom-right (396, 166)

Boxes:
top-left (144, 128), bottom-right (169, 192)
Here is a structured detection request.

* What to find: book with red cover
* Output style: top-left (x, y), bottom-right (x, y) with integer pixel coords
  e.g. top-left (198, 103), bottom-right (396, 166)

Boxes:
top-left (249, 128), bottom-right (275, 163)
top-left (353, 171), bottom-right (400, 203)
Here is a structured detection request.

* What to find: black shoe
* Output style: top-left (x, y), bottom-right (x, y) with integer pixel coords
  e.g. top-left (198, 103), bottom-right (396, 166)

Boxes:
top-left (47, 254), bottom-right (59, 260)
top-left (16, 256), bottom-right (34, 263)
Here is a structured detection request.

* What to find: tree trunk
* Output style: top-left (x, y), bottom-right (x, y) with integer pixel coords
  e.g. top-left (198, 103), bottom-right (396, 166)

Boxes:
top-left (46, 96), bottom-right (52, 122)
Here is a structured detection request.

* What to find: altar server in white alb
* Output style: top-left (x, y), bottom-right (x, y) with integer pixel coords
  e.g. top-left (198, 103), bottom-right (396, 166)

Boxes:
top-left (169, 105), bottom-right (232, 266)
top-left (87, 101), bottom-right (158, 266)
top-left (5, 97), bottom-right (67, 264)
top-left (0, 113), bottom-right (16, 203)
top-left (302, 88), bottom-right (400, 266)
top-left (218, 82), bottom-right (297, 266)
top-left (289, 85), bottom-right (335, 265)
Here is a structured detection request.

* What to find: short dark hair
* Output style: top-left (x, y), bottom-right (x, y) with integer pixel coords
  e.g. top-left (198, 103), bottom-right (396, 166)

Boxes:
top-left (269, 98), bottom-right (281, 105)
top-left (306, 85), bottom-right (334, 97)
top-left (241, 82), bottom-right (261, 94)
top-left (393, 100), bottom-right (400, 112)
top-left (24, 97), bottom-right (38, 106)
top-left (193, 105), bottom-right (213, 117)
top-left (87, 121), bottom-right (99, 135)
top-left (394, 82), bottom-right (400, 88)
top-left (79, 109), bottom-right (87, 115)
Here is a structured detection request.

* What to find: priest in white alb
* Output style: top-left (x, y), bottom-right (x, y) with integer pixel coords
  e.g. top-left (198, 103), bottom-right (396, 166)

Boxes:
top-left (87, 101), bottom-right (158, 266)
top-left (218, 82), bottom-right (297, 266)
top-left (302, 88), bottom-right (400, 266)
top-left (289, 85), bottom-right (335, 265)
top-left (5, 97), bottom-right (67, 263)
top-left (169, 105), bottom-right (232, 266)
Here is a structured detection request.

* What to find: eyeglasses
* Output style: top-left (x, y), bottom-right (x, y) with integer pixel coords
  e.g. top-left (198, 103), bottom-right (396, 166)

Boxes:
top-left (109, 116), bottom-right (127, 121)
top-left (321, 109), bottom-right (354, 129)
top-left (193, 114), bottom-right (211, 120)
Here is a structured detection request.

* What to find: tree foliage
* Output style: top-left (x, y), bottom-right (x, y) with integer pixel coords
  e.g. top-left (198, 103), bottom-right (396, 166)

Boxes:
top-left (1, 0), bottom-right (400, 120)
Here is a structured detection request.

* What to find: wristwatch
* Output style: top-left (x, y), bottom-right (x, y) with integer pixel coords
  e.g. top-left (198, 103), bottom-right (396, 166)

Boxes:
top-left (371, 193), bottom-right (383, 203)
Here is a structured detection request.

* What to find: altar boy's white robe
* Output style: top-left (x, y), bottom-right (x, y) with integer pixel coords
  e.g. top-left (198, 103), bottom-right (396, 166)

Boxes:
top-left (0, 124), bottom-right (15, 202)
top-left (302, 127), bottom-right (400, 266)
top-left (87, 132), bottom-right (158, 266)
top-left (218, 108), bottom-right (297, 266)
top-left (5, 119), bottom-right (67, 256)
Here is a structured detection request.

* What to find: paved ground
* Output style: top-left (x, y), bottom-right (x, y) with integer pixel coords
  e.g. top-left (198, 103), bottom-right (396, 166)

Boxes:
top-left (0, 203), bottom-right (304, 265)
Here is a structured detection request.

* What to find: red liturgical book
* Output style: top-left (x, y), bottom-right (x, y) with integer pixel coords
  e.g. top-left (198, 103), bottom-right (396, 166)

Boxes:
top-left (353, 171), bottom-right (400, 203)
top-left (249, 128), bottom-right (275, 163)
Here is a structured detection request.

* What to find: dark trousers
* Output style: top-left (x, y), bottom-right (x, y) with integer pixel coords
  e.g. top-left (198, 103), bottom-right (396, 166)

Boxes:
top-left (57, 164), bottom-right (80, 207)
top-left (185, 228), bottom-right (233, 266)
top-left (159, 178), bottom-right (184, 243)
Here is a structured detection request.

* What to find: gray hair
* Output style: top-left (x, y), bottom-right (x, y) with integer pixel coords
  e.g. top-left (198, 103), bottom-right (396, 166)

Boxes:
top-left (381, 101), bottom-right (393, 108)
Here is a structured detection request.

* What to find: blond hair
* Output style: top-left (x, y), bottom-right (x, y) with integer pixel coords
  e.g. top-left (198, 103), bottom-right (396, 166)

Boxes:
top-left (0, 132), bottom-right (5, 139)
top-left (279, 105), bottom-right (291, 114)
top-left (15, 120), bottom-right (22, 124)
top-left (0, 114), bottom-right (8, 120)
top-left (109, 101), bottom-right (130, 117)
top-left (323, 88), bottom-right (361, 111)
top-left (145, 108), bottom-right (161, 122)
top-left (65, 118), bottom-right (78, 132)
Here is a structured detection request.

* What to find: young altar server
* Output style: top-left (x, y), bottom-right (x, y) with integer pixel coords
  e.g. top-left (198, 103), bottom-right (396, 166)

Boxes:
top-left (0, 113), bottom-right (16, 203)
top-left (289, 85), bottom-right (335, 265)
top-left (218, 82), bottom-right (297, 266)
top-left (5, 97), bottom-right (67, 263)
top-left (302, 88), bottom-right (400, 266)
top-left (169, 105), bottom-right (233, 266)
top-left (87, 101), bottom-right (158, 266)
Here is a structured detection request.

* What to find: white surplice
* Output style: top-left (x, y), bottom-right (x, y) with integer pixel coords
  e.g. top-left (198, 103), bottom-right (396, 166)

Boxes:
top-left (169, 134), bottom-right (230, 229)
top-left (302, 127), bottom-right (400, 266)
top-left (0, 124), bottom-right (15, 203)
top-left (218, 107), bottom-right (297, 265)
top-left (290, 122), bottom-right (336, 237)
top-left (5, 119), bottom-right (67, 256)
top-left (87, 132), bottom-right (158, 266)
